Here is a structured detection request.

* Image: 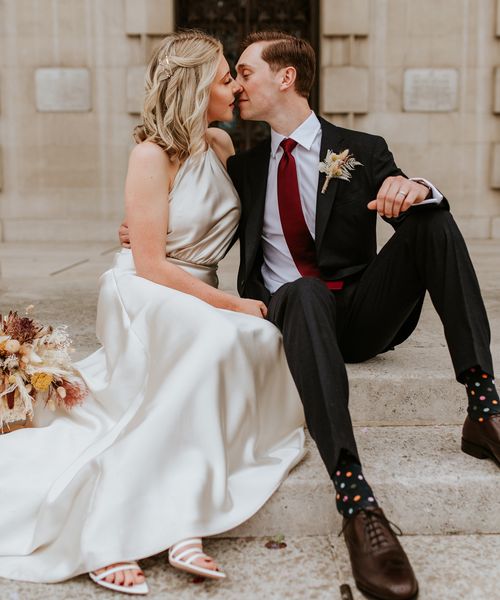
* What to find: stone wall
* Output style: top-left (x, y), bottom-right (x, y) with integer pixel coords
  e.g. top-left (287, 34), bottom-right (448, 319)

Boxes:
top-left (320, 0), bottom-right (500, 239)
top-left (0, 0), bottom-right (174, 241)
top-left (0, 0), bottom-right (499, 240)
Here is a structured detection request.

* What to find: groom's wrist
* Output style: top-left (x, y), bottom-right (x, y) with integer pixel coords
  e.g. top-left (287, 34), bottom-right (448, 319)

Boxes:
top-left (410, 178), bottom-right (433, 200)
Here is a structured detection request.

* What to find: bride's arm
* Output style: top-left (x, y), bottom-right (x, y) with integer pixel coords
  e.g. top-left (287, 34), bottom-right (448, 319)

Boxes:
top-left (125, 142), bottom-right (266, 317)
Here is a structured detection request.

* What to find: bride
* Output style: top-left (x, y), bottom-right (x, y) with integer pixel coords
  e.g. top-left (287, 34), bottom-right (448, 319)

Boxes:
top-left (0, 30), bottom-right (305, 594)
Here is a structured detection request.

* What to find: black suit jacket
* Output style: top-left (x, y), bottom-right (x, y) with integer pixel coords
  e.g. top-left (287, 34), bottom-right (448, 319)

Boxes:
top-left (227, 117), bottom-right (449, 304)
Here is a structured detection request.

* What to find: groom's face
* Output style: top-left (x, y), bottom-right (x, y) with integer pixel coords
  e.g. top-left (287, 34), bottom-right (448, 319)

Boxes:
top-left (235, 42), bottom-right (283, 122)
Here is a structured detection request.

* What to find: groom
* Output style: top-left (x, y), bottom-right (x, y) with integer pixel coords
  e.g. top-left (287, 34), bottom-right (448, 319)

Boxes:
top-left (227, 31), bottom-right (499, 600)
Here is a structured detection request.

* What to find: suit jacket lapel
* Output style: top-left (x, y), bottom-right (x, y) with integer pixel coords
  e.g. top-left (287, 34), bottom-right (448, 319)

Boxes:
top-left (245, 139), bottom-right (270, 270)
top-left (315, 118), bottom-right (345, 252)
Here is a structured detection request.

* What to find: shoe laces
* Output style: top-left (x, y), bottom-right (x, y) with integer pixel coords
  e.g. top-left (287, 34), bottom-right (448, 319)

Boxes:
top-left (339, 509), bottom-right (403, 552)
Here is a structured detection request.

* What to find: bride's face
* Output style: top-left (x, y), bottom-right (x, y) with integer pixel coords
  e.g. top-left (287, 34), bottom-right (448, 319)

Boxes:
top-left (207, 54), bottom-right (242, 123)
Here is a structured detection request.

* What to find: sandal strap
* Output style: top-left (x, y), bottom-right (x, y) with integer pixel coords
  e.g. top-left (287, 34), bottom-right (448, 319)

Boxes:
top-left (92, 563), bottom-right (141, 581)
top-left (185, 553), bottom-right (208, 566)
top-left (169, 538), bottom-right (202, 556)
top-left (173, 547), bottom-right (204, 562)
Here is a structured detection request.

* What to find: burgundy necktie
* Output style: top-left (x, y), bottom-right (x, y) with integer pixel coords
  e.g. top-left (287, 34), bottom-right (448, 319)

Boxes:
top-left (277, 138), bottom-right (343, 290)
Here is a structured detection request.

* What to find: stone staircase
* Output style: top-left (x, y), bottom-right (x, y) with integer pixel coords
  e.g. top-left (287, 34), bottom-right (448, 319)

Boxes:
top-left (226, 344), bottom-right (500, 539)
top-left (230, 424), bottom-right (499, 538)
top-left (0, 239), bottom-right (499, 599)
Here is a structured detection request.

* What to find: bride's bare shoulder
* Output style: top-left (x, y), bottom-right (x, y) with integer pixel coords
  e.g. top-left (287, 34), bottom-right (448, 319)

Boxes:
top-left (206, 127), bottom-right (235, 166)
top-left (129, 140), bottom-right (170, 166)
top-left (206, 127), bottom-right (232, 145)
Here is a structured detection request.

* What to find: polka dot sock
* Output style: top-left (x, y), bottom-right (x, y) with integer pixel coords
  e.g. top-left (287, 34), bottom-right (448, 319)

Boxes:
top-left (333, 452), bottom-right (378, 518)
top-left (463, 366), bottom-right (500, 422)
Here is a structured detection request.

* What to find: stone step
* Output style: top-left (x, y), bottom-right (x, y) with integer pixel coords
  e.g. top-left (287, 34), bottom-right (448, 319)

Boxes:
top-left (1, 219), bottom-right (119, 243)
top-left (348, 345), bottom-right (500, 426)
top-left (226, 425), bottom-right (500, 538)
top-left (331, 533), bottom-right (500, 600)
top-left (0, 241), bottom-right (498, 424)
top-left (3, 534), bottom-right (499, 599)
top-left (0, 241), bottom-right (119, 279)
top-left (0, 288), bottom-right (498, 428)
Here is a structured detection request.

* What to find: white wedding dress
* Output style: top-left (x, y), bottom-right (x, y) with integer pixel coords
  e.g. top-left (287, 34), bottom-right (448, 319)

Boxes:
top-left (0, 147), bottom-right (305, 583)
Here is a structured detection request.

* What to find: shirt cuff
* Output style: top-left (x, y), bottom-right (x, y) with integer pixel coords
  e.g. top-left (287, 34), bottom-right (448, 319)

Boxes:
top-left (409, 177), bottom-right (443, 205)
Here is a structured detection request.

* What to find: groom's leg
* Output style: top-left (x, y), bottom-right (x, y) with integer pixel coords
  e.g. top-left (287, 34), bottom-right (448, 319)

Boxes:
top-left (339, 206), bottom-right (493, 378)
top-left (267, 273), bottom-right (418, 599)
top-left (338, 205), bottom-right (500, 462)
top-left (267, 277), bottom-right (358, 476)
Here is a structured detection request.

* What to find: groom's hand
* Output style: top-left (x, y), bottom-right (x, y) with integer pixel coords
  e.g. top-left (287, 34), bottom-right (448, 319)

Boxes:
top-left (367, 176), bottom-right (430, 218)
top-left (119, 221), bottom-right (131, 248)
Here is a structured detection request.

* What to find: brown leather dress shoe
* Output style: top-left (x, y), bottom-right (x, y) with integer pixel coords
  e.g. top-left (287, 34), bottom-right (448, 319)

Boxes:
top-left (462, 414), bottom-right (500, 466)
top-left (342, 507), bottom-right (418, 600)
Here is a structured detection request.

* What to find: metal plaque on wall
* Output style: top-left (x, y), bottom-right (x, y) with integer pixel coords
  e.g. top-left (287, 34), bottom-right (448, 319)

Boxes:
top-left (404, 69), bottom-right (459, 112)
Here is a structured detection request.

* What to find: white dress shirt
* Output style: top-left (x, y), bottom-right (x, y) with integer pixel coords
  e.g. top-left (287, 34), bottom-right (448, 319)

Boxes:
top-left (261, 111), bottom-right (443, 294)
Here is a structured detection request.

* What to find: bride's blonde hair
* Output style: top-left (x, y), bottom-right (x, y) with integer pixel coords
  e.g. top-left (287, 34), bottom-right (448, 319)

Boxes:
top-left (134, 30), bottom-right (222, 162)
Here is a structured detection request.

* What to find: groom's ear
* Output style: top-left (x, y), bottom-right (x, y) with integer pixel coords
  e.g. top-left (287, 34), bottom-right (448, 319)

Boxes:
top-left (279, 66), bottom-right (297, 92)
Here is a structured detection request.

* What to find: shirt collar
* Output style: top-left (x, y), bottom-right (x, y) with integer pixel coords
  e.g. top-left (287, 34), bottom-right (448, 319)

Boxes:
top-left (270, 111), bottom-right (321, 158)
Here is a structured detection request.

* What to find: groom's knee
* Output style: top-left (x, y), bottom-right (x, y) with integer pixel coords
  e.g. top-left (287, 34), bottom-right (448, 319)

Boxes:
top-left (282, 277), bottom-right (333, 307)
top-left (270, 278), bottom-right (336, 328)
top-left (405, 207), bottom-right (463, 248)
top-left (409, 206), bottom-right (454, 231)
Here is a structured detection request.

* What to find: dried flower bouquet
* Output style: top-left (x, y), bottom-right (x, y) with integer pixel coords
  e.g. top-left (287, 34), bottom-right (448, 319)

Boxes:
top-left (0, 311), bottom-right (87, 432)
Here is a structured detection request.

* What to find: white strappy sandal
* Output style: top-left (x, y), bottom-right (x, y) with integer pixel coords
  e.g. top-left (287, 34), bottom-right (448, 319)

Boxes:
top-left (89, 562), bottom-right (149, 595)
top-left (168, 538), bottom-right (226, 580)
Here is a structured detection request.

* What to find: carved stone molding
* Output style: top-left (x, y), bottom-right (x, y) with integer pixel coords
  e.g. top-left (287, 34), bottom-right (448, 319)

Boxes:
top-left (125, 0), bottom-right (175, 36)
top-left (494, 67), bottom-right (500, 114)
top-left (321, 0), bottom-right (369, 36)
top-left (322, 66), bottom-right (369, 113)
top-left (127, 67), bottom-right (147, 115)
top-left (491, 143), bottom-right (500, 189)
top-left (320, 1), bottom-right (370, 117)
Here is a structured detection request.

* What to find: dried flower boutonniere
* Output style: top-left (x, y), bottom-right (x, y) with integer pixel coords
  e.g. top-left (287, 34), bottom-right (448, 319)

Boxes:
top-left (318, 149), bottom-right (363, 194)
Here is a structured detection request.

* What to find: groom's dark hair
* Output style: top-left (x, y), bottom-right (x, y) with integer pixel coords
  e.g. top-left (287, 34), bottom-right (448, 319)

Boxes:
top-left (241, 31), bottom-right (315, 98)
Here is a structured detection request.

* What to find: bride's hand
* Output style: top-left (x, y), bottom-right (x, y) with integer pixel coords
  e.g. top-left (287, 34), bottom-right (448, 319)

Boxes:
top-left (233, 298), bottom-right (268, 319)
